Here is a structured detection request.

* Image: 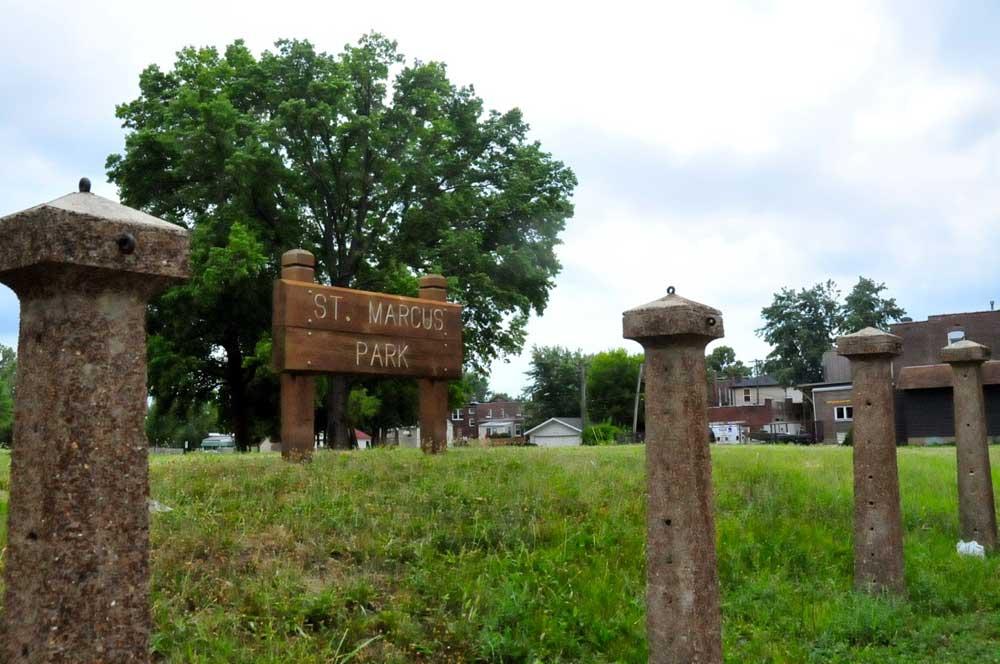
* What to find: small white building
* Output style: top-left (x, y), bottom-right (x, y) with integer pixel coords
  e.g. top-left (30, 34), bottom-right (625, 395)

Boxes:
top-left (525, 417), bottom-right (584, 447)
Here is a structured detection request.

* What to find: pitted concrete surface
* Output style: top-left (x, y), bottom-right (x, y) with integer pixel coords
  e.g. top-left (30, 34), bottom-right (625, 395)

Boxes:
top-left (942, 341), bottom-right (998, 551)
top-left (0, 184), bottom-right (188, 663)
top-left (624, 291), bottom-right (724, 664)
top-left (838, 328), bottom-right (906, 595)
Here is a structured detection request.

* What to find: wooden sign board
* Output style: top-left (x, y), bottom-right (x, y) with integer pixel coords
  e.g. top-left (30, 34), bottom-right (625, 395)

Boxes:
top-left (273, 279), bottom-right (462, 378)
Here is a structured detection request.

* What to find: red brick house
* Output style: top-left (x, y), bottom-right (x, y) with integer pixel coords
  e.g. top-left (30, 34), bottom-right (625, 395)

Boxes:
top-left (451, 400), bottom-right (525, 440)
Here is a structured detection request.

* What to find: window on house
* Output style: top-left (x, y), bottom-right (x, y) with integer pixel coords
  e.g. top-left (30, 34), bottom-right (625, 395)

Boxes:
top-left (834, 406), bottom-right (854, 421)
top-left (487, 409), bottom-right (493, 419)
top-left (451, 409), bottom-right (463, 421)
top-left (468, 407), bottom-right (474, 414)
top-left (743, 388), bottom-right (751, 403)
top-left (947, 329), bottom-right (965, 344)
top-left (501, 408), bottom-right (505, 418)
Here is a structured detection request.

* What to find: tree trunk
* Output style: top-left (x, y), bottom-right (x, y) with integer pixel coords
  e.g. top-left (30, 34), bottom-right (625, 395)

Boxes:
top-left (326, 374), bottom-right (352, 449)
top-left (225, 337), bottom-right (252, 452)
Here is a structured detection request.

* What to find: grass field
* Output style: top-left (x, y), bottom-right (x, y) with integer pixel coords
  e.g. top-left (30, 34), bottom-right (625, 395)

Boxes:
top-left (1, 445), bottom-right (1000, 663)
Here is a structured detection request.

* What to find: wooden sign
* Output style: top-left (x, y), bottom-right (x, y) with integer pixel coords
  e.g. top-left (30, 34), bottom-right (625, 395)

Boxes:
top-left (273, 279), bottom-right (463, 378)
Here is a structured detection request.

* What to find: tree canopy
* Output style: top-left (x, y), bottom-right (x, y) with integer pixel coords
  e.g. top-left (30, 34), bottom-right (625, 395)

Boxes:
top-left (840, 277), bottom-right (906, 333)
top-left (586, 348), bottom-right (643, 428)
top-left (705, 345), bottom-right (750, 379)
top-left (757, 281), bottom-right (843, 386)
top-left (757, 278), bottom-right (906, 386)
top-left (521, 346), bottom-right (583, 427)
top-left (107, 35), bottom-right (576, 448)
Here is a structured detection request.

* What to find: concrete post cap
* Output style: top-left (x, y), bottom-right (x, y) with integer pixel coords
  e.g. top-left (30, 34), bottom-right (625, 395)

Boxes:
top-left (836, 327), bottom-right (902, 357)
top-left (622, 290), bottom-right (724, 342)
top-left (941, 339), bottom-right (991, 364)
top-left (281, 249), bottom-right (315, 268)
top-left (0, 183), bottom-right (189, 287)
top-left (419, 274), bottom-right (447, 290)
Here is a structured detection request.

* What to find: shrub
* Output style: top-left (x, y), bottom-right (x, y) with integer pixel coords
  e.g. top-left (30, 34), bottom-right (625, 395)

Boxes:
top-left (843, 426), bottom-right (854, 446)
top-left (583, 422), bottom-right (624, 445)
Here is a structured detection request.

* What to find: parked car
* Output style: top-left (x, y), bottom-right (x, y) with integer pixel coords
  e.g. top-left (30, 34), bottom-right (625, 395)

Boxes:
top-left (200, 435), bottom-right (236, 452)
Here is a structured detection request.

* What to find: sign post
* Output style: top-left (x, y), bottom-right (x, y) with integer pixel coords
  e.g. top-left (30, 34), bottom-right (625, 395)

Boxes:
top-left (272, 250), bottom-right (462, 459)
top-left (418, 274), bottom-right (450, 453)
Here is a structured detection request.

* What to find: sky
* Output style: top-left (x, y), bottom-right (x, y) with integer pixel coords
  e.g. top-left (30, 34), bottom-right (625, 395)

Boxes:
top-left (2, 0), bottom-right (1000, 396)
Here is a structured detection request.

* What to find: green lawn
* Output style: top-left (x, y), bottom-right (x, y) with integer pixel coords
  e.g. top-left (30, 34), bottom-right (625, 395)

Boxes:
top-left (1, 445), bottom-right (1000, 662)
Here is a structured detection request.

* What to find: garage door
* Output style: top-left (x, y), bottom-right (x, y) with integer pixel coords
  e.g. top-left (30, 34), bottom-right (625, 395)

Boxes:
top-left (532, 434), bottom-right (581, 447)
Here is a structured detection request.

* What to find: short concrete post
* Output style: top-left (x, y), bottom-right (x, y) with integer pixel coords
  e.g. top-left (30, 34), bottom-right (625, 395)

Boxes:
top-left (836, 327), bottom-right (906, 595)
top-left (941, 340), bottom-right (998, 551)
top-left (277, 249), bottom-right (316, 461)
top-left (0, 179), bottom-right (189, 662)
top-left (623, 289), bottom-right (724, 664)
top-left (418, 274), bottom-right (449, 454)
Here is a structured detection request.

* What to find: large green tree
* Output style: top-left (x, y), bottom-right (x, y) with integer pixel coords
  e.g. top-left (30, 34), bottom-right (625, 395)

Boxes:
top-left (705, 345), bottom-right (749, 379)
top-left (757, 281), bottom-right (842, 386)
top-left (521, 346), bottom-right (584, 427)
top-left (839, 276), bottom-right (906, 334)
top-left (108, 35), bottom-right (576, 449)
top-left (0, 343), bottom-right (15, 446)
top-left (586, 348), bottom-right (643, 427)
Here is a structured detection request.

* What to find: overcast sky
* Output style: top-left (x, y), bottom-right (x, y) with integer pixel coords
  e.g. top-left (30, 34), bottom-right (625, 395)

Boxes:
top-left (2, 1), bottom-right (1000, 395)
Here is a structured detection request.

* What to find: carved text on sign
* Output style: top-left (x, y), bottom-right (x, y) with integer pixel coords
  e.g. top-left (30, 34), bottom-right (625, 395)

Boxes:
top-left (273, 280), bottom-right (462, 378)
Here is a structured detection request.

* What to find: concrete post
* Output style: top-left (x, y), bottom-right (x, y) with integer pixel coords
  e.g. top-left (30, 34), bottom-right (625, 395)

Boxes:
top-left (418, 274), bottom-right (449, 453)
top-left (623, 288), bottom-right (724, 664)
top-left (0, 179), bottom-right (189, 662)
top-left (836, 327), bottom-right (906, 595)
top-left (278, 250), bottom-right (316, 461)
top-left (941, 340), bottom-right (998, 551)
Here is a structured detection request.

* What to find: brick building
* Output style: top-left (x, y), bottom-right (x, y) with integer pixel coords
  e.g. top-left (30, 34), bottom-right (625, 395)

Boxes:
top-left (801, 309), bottom-right (1000, 444)
top-left (451, 400), bottom-right (525, 440)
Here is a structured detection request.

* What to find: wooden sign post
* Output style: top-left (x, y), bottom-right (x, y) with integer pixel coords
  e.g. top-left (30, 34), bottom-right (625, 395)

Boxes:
top-left (272, 249), bottom-right (462, 459)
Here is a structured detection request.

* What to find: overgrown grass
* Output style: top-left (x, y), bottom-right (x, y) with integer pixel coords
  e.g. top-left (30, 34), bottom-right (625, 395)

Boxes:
top-left (1, 445), bottom-right (999, 662)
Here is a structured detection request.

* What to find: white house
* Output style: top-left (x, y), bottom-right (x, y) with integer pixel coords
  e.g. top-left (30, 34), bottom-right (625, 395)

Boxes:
top-left (729, 375), bottom-right (803, 406)
top-left (525, 417), bottom-right (584, 447)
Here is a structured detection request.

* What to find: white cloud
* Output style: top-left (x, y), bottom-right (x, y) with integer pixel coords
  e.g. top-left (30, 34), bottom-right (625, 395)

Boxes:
top-left (3, 0), bottom-right (1000, 398)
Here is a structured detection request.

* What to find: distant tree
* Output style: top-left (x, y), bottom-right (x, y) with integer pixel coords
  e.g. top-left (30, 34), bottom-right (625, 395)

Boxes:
top-left (705, 345), bottom-right (750, 379)
top-left (0, 344), bottom-right (16, 446)
top-left (461, 372), bottom-right (490, 402)
top-left (108, 35), bottom-right (576, 450)
top-left (142, 223), bottom-right (277, 451)
top-left (586, 349), bottom-right (643, 427)
top-left (522, 346), bottom-right (584, 427)
top-left (145, 400), bottom-right (220, 449)
top-left (757, 281), bottom-right (842, 386)
top-left (840, 277), bottom-right (906, 334)
top-left (489, 392), bottom-right (514, 402)
top-left (347, 387), bottom-right (381, 434)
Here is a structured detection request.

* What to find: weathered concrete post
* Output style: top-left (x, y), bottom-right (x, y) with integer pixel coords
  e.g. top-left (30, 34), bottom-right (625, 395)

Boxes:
top-left (623, 288), bottom-right (724, 664)
top-left (418, 274), bottom-right (449, 453)
top-left (0, 179), bottom-right (189, 662)
top-left (277, 249), bottom-right (317, 461)
top-left (836, 327), bottom-right (906, 595)
top-left (941, 339), bottom-right (998, 551)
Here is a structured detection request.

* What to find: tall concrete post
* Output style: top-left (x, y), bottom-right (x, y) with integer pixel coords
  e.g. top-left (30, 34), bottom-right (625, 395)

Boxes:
top-left (941, 340), bottom-right (998, 551)
top-left (0, 179), bottom-right (189, 662)
top-left (277, 249), bottom-right (316, 461)
top-left (418, 274), bottom-right (449, 453)
top-left (836, 327), bottom-right (906, 595)
top-left (623, 288), bottom-right (724, 664)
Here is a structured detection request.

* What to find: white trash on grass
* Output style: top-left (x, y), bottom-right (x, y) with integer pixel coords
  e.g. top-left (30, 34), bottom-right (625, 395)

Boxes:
top-left (956, 540), bottom-right (985, 558)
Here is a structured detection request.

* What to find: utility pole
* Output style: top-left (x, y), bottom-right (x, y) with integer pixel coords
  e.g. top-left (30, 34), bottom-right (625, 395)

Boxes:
top-left (580, 361), bottom-right (588, 427)
top-left (633, 362), bottom-right (644, 438)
